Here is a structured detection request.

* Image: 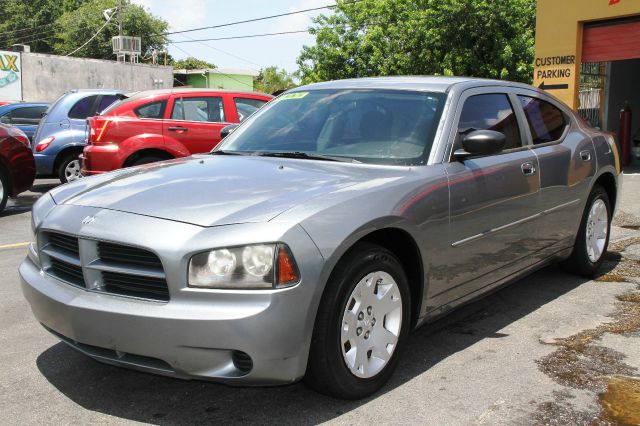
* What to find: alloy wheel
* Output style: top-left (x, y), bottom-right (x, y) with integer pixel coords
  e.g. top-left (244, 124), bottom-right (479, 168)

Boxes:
top-left (586, 198), bottom-right (608, 263)
top-left (64, 159), bottom-right (83, 182)
top-left (341, 271), bottom-right (402, 378)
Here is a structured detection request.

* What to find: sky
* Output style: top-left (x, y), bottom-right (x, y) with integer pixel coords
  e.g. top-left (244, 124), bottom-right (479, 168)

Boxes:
top-left (131, 0), bottom-right (331, 74)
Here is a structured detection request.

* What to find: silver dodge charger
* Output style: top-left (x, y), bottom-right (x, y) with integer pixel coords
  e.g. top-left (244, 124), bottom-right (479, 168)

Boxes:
top-left (20, 77), bottom-right (620, 399)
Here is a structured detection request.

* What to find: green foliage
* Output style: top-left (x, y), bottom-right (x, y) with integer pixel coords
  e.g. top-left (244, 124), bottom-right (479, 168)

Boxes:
top-left (0, 0), bottom-right (82, 53)
top-left (0, 0), bottom-right (169, 62)
top-left (54, 0), bottom-right (168, 61)
top-left (171, 56), bottom-right (216, 70)
top-left (254, 66), bottom-right (297, 94)
top-left (297, 0), bottom-right (536, 84)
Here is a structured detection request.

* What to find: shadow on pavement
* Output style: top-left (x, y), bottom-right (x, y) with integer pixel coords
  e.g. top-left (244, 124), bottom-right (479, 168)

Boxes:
top-left (35, 265), bottom-right (605, 425)
top-left (0, 180), bottom-right (59, 218)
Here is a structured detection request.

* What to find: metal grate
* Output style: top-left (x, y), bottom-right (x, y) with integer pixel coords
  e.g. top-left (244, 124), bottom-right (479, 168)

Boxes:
top-left (578, 62), bottom-right (606, 128)
top-left (41, 231), bottom-right (169, 302)
top-left (49, 257), bottom-right (84, 286)
top-left (47, 232), bottom-right (79, 256)
top-left (102, 271), bottom-right (169, 301)
top-left (98, 242), bottom-right (163, 269)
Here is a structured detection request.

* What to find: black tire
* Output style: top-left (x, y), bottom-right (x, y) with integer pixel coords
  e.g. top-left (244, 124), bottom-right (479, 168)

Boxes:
top-left (562, 185), bottom-right (611, 277)
top-left (57, 153), bottom-right (82, 183)
top-left (0, 166), bottom-right (8, 214)
top-left (305, 242), bottom-right (411, 399)
top-left (130, 156), bottom-right (165, 167)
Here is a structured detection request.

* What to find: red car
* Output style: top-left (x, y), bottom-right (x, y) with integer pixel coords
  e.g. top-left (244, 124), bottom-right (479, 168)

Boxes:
top-left (82, 89), bottom-right (273, 174)
top-left (0, 124), bottom-right (36, 213)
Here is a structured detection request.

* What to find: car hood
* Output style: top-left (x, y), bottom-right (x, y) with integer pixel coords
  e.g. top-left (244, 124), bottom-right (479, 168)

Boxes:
top-left (50, 155), bottom-right (409, 227)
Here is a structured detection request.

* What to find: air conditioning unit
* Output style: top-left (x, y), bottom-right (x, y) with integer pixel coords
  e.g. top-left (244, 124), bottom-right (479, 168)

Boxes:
top-left (112, 36), bottom-right (142, 63)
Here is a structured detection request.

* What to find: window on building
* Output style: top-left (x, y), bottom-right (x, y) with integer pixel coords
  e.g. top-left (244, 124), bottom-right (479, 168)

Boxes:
top-left (171, 97), bottom-right (225, 123)
top-left (518, 96), bottom-right (568, 144)
top-left (134, 100), bottom-right (166, 119)
top-left (68, 95), bottom-right (98, 119)
top-left (457, 94), bottom-right (522, 151)
top-left (234, 98), bottom-right (268, 122)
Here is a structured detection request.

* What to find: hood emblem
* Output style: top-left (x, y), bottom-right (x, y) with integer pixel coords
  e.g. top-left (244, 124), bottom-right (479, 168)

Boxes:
top-left (81, 216), bottom-right (96, 225)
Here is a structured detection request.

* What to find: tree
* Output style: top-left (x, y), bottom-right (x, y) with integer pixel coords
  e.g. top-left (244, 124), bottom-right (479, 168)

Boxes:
top-left (297, 0), bottom-right (536, 84)
top-left (0, 0), bottom-right (86, 53)
top-left (53, 0), bottom-right (168, 61)
top-left (171, 57), bottom-right (216, 70)
top-left (254, 66), bottom-right (297, 94)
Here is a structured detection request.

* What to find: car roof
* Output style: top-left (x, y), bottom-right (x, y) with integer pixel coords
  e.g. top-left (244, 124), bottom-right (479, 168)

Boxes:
top-left (292, 76), bottom-right (536, 93)
top-left (0, 102), bottom-right (49, 111)
top-left (123, 88), bottom-right (274, 101)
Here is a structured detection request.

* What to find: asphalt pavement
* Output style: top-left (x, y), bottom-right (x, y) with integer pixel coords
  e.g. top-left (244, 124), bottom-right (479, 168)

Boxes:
top-left (1, 175), bottom-right (639, 425)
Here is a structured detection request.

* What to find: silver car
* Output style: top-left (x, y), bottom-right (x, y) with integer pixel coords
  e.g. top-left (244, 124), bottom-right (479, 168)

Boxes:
top-left (20, 77), bottom-right (620, 399)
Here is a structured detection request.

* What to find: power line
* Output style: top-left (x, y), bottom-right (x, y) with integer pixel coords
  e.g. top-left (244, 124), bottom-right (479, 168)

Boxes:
top-left (171, 33), bottom-right (263, 71)
top-left (169, 29), bottom-right (309, 43)
top-left (65, 13), bottom-right (113, 56)
top-left (156, 0), bottom-right (362, 36)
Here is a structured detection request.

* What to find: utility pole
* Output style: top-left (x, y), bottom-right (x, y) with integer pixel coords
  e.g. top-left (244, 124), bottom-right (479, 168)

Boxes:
top-left (118, 0), bottom-right (123, 38)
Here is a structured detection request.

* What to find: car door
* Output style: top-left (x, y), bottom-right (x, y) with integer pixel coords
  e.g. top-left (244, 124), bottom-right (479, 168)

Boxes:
top-left (435, 89), bottom-right (541, 304)
top-left (515, 92), bottom-right (596, 253)
top-left (164, 94), bottom-right (229, 154)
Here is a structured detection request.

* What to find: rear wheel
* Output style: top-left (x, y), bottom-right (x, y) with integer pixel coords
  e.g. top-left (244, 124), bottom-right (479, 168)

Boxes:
top-left (58, 153), bottom-right (83, 183)
top-left (130, 156), bottom-right (166, 167)
top-left (305, 242), bottom-right (410, 399)
top-left (563, 185), bottom-right (611, 277)
top-left (0, 167), bottom-right (8, 213)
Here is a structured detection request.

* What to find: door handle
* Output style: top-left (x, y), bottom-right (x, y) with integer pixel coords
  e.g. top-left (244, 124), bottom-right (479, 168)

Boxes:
top-left (521, 161), bottom-right (536, 176)
top-left (168, 126), bottom-right (188, 132)
top-left (580, 150), bottom-right (592, 161)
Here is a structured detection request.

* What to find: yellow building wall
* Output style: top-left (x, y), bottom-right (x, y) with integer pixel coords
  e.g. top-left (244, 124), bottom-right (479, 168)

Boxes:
top-left (534, 0), bottom-right (640, 109)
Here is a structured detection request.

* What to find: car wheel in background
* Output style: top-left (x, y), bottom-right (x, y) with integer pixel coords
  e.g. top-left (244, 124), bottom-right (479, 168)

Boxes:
top-left (58, 154), bottom-right (83, 183)
top-left (0, 166), bottom-right (8, 213)
top-left (130, 156), bottom-right (165, 167)
top-left (305, 242), bottom-right (410, 399)
top-left (563, 184), bottom-right (611, 278)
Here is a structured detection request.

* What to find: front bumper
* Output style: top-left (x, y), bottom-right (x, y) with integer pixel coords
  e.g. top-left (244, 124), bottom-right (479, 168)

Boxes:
top-left (20, 209), bottom-right (326, 385)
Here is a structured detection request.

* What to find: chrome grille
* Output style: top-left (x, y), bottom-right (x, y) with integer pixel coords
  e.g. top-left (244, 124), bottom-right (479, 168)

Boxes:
top-left (40, 231), bottom-right (169, 302)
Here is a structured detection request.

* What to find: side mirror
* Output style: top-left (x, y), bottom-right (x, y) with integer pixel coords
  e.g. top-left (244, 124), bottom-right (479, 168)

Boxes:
top-left (220, 124), bottom-right (238, 139)
top-left (454, 130), bottom-right (506, 160)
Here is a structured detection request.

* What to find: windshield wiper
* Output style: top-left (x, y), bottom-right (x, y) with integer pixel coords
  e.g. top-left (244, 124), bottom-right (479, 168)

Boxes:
top-left (209, 150), bottom-right (246, 156)
top-left (255, 151), bottom-right (360, 163)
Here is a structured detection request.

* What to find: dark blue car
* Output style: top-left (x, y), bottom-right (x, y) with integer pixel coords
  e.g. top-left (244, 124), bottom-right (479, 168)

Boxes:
top-left (0, 102), bottom-right (49, 142)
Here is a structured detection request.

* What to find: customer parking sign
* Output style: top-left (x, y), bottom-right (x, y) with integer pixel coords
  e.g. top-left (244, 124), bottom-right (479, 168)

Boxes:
top-left (0, 51), bottom-right (22, 101)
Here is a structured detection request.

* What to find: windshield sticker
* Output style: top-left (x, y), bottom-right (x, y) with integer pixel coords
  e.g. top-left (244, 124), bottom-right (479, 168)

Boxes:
top-left (277, 92), bottom-right (308, 101)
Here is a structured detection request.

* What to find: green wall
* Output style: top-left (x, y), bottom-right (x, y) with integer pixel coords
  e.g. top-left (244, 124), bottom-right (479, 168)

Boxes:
top-left (185, 72), bottom-right (254, 91)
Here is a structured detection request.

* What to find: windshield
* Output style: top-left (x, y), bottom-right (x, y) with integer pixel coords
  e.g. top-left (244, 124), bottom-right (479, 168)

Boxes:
top-left (218, 89), bottom-right (446, 166)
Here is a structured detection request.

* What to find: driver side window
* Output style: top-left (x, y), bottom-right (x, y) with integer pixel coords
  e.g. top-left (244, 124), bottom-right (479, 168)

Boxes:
top-left (457, 94), bottom-right (522, 152)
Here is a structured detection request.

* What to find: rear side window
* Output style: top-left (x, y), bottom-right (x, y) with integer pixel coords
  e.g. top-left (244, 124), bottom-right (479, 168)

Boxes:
top-left (96, 95), bottom-right (124, 114)
top-left (68, 95), bottom-right (98, 119)
top-left (234, 97), bottom-right (268, 122)
top-left (134, 100), bottom-right (166, 119)
top-left (518, 96), bottom-right (568, 144)
top-left (171, 97), bottom-right (226, 123)
top-left (9, 106), bottom-right (47, 125)
top-left (458, 94), bottom-right (522, 150)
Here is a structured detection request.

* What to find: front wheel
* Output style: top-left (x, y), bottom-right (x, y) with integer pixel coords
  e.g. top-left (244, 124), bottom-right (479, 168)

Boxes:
top-left (563, 185), bottom-right (611, 277)
top-left (305, 242), bottom-right (410, 399)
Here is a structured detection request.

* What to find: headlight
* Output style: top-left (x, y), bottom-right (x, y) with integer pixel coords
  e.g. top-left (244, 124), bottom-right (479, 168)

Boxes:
top-left (188, 243), bottom-right (300, 289)
top-left (27, 216), bottom-right (39, 266)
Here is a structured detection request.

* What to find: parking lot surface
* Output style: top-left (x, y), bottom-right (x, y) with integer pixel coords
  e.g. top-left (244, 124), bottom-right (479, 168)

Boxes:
top-left (1, 175), bottom-right (639, 425)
